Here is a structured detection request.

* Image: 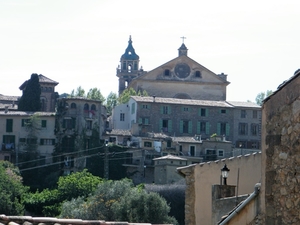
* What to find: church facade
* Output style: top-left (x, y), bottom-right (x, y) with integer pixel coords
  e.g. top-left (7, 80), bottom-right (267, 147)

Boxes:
top-left (113, 37), bottom-right (262, 149)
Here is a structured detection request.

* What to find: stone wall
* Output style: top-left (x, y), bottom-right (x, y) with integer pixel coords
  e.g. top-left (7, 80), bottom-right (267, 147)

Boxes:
top-left (261, 74), bottom-right (300, 224)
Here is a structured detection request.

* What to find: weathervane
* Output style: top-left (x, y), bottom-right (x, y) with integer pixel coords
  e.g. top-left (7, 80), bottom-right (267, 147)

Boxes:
top-left (180, 36), bottom-right (186, 43)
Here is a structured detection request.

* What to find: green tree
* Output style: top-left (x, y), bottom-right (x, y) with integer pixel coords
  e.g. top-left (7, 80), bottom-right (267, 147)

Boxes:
top-left (255, 90), bottom-right (273, 106)
top-left (70, 86), bottom-right (85, 97)
top-left (60, 179), bottom-right (177, 224)
top-left (105, 92), bottom-right (118, 115)
top-left (118, 88), bottom-right (148, 104)
top-left (87, 88), bottom-right (106, 102)
top-left (23, 169), bottom-right (102, 216)
top-left (0, 161), bottom-right (28, 215)
top-left (18, 73), bottom-right (41, 111)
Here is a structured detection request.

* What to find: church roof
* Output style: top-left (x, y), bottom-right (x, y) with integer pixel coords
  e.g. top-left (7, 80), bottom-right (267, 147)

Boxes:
top-left (121, 36), bottom-right (139, 60)
top-left (131, 96), bottom-right (234, 108)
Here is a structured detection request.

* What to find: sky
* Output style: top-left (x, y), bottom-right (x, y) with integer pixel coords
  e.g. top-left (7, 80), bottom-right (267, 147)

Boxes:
top-left (0, 0), bottom-right (299, 102)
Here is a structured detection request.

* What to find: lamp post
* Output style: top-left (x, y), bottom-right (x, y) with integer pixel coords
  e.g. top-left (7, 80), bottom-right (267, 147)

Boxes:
top-left (221, 164), bottom-right (230, 185)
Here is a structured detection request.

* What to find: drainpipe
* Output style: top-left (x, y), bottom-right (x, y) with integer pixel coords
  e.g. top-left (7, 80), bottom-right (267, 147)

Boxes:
top-left (219, 183), bottom-right (261, 225)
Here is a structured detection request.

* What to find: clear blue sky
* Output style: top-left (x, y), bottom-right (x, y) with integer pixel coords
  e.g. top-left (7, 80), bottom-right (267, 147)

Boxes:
top-left (0, 0), bottom-right (299, 102)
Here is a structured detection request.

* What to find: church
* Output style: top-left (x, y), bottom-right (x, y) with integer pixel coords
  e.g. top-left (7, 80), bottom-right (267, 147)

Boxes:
top-left (112, 36), bottom-right (261, 150)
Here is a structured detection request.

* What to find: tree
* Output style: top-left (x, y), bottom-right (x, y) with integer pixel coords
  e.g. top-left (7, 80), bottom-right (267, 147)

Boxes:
top-left (23, 169), bottom-right (102, 216)
top-left (60, 179), bottom-right (178, 224)
top-left (0, 161), bottom-right (28, 215)
top-left (87, 88), bottom-right (106, 102)
top-left (255, 90), bottom-right (273, 106)
top-left (70, 86), bottom-right (85, 97)
top-left (118, 88), bottom-right (148, 104)
top-left (105, 92), bottom-right (118, 115)
top-left (18, 73), bottom-right (41, 111)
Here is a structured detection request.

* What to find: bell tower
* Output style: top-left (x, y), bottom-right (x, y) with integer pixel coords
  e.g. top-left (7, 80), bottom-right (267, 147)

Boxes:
top-left (116, 36), bottom-right (141, 95)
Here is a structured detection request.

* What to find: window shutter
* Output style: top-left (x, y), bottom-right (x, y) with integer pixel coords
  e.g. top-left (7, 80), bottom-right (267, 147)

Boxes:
top-left (179, 120), bottom-right (183, 133)
top-left (138, 118), bottom-right (142, 124)
top-left (188, 121), bottom-right (192, 134)
top-left (145, 118), bottom-right (149, 125)
top-left (226, 123), bottom-right (230, 136)
top-left (21, 119), bottom-right (25, 127)
top-left (197, 121), bottom-right (200, 134)
top-left (217, 123), bottom-right (221, 135)
top-left (206, 122), bottom-right (210, 134)
top-left (6, 119), bottom-right (13, 132)
top-left (168, 120), bottom-right (172, 133)
top-left (168, 106), bottom-right (171, 114)
top-left (160, 106), bottom-right (163, 114)
top-left (206, 108), bottom-right (209, 117)
top-left (159, 119), bottom-right (163, 131)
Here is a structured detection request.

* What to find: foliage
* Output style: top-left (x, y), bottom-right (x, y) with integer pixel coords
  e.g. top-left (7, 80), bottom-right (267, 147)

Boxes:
top-left (60, 179), bottom-right (178, 224)
top-left (105, 92), bottom-right (118, 115)
top-left (70, 86), bottom-right (85, 97)
top-left (0, 161), bottom-right (28, 215)
top-left (23, 169), bottom-right (102, 216)
top-left (255, 90), bottom-right (273, 106)
top-left (87, 88), bottom-right (106, 102)
top-left (145, 182), bottom-right (186, 225)
top-left (118, 87), bottom-right (148, 104)
top-left (18, 73), bottom-right (41, 111)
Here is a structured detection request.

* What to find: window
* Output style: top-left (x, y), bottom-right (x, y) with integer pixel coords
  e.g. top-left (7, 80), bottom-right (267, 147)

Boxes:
top-left (63, 118), bottom-right (76, 129)
top-left (142, 104), bottom-right (149, 109)
top-left (138, 117), bottom-right (149, 125)
top-left (131, 103), bottom-right (136, 114)
top-left (241, 110), bottom-right (246, 118)
top-left (218, 150), bottom-right (224, 157)
top-left (2, 135), bottom-right (15, 150)
top-left (220, 109), bottom-right (227, 114)
top-left (70, 103), bottom-right (76, 109)
top-left (253, 110), bottom-right (258, 119)
top-left (167, 140), bottom-right (172, 148)
top-left (19, 138), bottom-right (26, 143)
top-left (6, 119), bottom-right (13, 132)
top-left (164, 69), bottom-right (170, 76)
top-left (27, 138), bottom-right (37, 145)
top-left (195, 71), bottom-right (201, 78)
top-left (144, 141), bottom-right (152, 147)
top-left (180, 120), bottom-right (192, 134)
top-left (41, 120), bottom-right (47, 128)
top-left (199, 108), bottom-right (208, 117)
top-left (183, 107), bottom-right (189, 112)
top-left (251, 123), bottom-right (259, 136)
top-left (86, 120), bottom-right (92, 130)
top-left (239, 123), bottom-right (248, 135)
top-left (189, 146), bottom-right (195, 156)
top-left (205, 149), bottom-right (217, 161)
top-left (21, 119), bottom-right (30, 127)
top-left (217, 122), bottom-right (229, 136)
top-left (91, 104), bottom-right (96, 110)
top-left (197, 121), bottom-right (209, 134)
top-left (161, 105), bottom-right (171, 114)
top-left (4, 156), bottom-right (10, 161)
top-left (84, 103), bottom-right (89, 110)
top-left (120, 113), bottom-right (125, 121)
top-left (160, 119), bottom-right (172, 132)
top-left (40, 139), bottom-right (55, 145)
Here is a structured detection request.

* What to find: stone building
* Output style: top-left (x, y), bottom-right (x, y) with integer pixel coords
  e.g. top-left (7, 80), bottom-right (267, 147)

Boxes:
top-left (55, 97), bottom-right (106, 175)
top-left (19, 74), bottom-right (59, 112)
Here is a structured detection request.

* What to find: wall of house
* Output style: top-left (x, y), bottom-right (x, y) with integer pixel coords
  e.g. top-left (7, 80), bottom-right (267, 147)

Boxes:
top-left (261, 74), bottom-right (300, 224)
top-left (111, 103), bottom-right (130, 130)
top-left (179, 152), bottom-right (261, 225)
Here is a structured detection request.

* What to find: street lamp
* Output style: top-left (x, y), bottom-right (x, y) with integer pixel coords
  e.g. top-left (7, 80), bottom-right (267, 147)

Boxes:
top-left (221, 164), bottom-right (230, 185)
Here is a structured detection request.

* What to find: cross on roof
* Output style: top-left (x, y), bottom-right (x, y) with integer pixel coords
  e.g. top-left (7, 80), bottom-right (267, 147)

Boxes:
top-left (180, 36), bottom-right (186, 43)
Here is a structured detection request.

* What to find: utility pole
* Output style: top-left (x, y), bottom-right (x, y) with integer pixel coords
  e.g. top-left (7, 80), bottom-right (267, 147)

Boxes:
top-left (104, 142), bottom-right (109, 179)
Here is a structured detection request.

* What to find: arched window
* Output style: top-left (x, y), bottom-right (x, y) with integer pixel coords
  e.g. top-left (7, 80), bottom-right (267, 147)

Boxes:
top-left (71, 103), bottom-right (76, 109)
top-left (84, 103), bottom-right (89, 110)
top-left (91, 104), bottom-right (96, 110)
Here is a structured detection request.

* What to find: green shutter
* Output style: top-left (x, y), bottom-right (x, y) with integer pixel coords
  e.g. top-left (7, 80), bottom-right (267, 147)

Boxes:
top-left (145, 118), bottom-right (149, 125)
top-left (160, 106), bottom-right (163, 114)
top-left (217, 123), bottom-right (221, 135)
top-left (206, 108), bottom-right (209, 117)
top-left (6, 119), bottom-right (13, 132)
top-left (206, 122), bottom-right (210, 134)
top-left (188, 121), bottom-right (193, 134)
top-left (179, 120), bottom-right (183, 133)
top-left (159, 119), bottom-right (163, 131)
top-left (138, 118), bottom-right (142, 124)
top-left (168, 120), bottom-right (172, 132)
top-left (168, 106), bottom-right (172, 114)
top-left (197, 121), bottom-right (200, 134)
top-left (226, 123), bottom-right (230, 136)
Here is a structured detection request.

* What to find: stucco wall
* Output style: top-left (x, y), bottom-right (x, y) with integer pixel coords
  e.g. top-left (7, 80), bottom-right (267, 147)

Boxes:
top-left (179, 152), bottom-right (261, 225)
